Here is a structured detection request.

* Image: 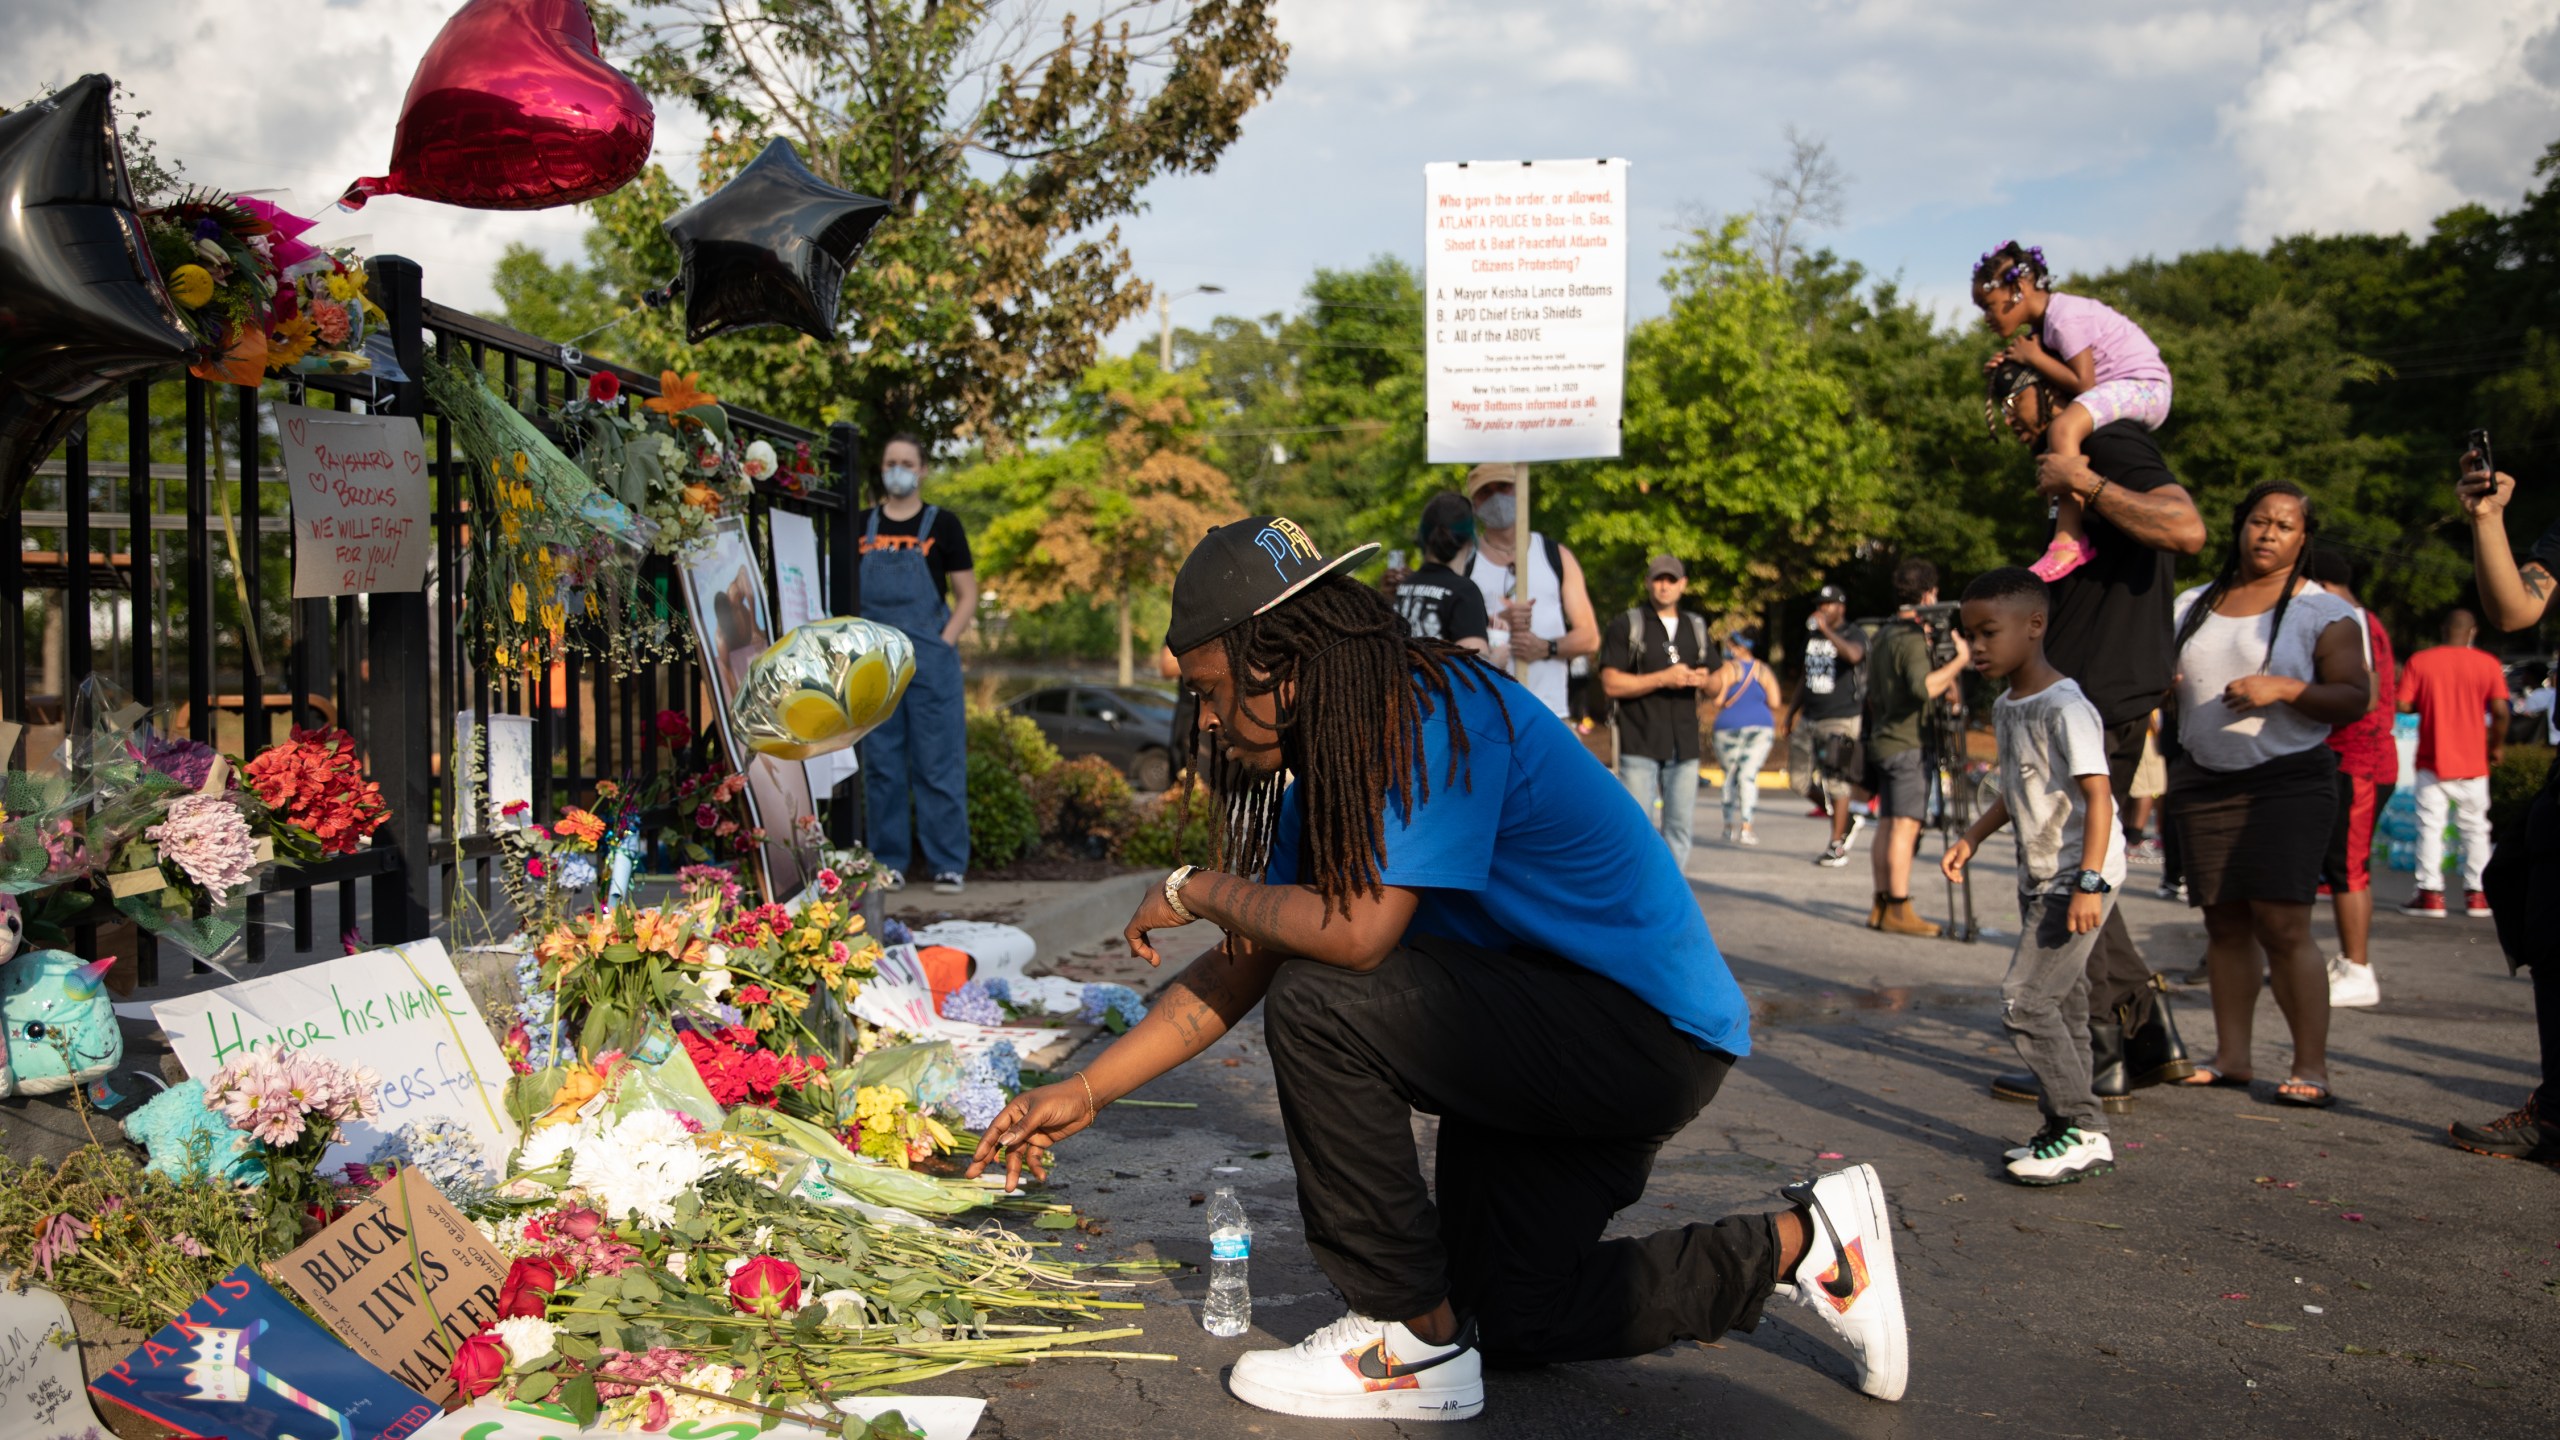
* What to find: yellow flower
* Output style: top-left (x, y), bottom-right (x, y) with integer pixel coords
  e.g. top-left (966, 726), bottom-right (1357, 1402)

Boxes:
top-left (512, 451), bottom-right (530, 477)
top-left (168, 264), bottom-right (215, 308)
top-left (267, 315), bottom-right (318, 368)
top-left (326, 269), bottom-right (364, 302)
top-left (510, 582), bottom-right (528, 623)
top-left (584, 590), bottom-right (600, 618)
top-left (542, 602), bottom-right (566, 648)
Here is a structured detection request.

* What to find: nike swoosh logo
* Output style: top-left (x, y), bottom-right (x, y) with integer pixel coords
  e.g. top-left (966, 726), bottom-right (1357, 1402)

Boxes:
top-left (1355, 1342), bottom-right (1469, 1382)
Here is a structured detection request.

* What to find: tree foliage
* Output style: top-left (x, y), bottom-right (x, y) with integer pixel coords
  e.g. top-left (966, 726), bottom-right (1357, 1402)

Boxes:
top-left (499, 1), bottom-right (1286, 448)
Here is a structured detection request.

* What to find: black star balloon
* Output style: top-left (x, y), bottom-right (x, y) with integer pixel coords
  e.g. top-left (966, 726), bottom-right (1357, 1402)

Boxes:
top-left (0, 74), bottom-right (193, 505)
top-left (662, 138), bottom-right (891, 344)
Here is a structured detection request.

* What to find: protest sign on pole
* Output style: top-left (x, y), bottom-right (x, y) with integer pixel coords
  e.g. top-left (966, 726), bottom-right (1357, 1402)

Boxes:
top-left (151, 938), bottom-right (520, 1174)
top-left (276, 402), bottom-right (431, 597)
top-left (1422, 158), bottom-right (1629, 465)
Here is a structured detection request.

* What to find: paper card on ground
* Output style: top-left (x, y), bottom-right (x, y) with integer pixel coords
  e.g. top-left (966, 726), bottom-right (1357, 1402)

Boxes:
top-left (0, 1286), bottom-right (116, 1440)
top-left (278, 401), bottom-right (431, 597)
top-left (151, 938), bottom-right (521, 1174)
top-left (279, 1168), bottom-right (512, 1404)
top-left (89, 1265), bottom-right (439, 1440)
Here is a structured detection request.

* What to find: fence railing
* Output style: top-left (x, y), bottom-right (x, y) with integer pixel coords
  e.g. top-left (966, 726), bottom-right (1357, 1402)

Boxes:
top-left (9, 256), bottom-right (866, 986)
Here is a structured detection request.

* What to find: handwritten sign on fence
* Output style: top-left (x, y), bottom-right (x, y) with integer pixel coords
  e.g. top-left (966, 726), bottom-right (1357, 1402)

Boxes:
top-left (152, 938), bottom-right (520, 1175)
top-left (277, 401), bottom-right (429, 597)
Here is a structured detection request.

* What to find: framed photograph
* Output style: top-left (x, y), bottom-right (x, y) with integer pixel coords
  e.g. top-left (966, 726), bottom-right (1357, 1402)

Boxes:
top-left (679, 518), bottom-right (816, 903)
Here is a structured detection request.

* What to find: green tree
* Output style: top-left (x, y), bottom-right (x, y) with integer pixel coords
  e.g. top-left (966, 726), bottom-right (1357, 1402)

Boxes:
top-left (1561, 220), bottom-right (1890, 624)
top-left (496, 2), bottom-right (1286, 448)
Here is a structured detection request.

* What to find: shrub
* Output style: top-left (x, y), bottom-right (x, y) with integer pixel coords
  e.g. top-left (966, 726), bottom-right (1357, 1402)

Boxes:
top-left (965, 750), bottom-right (1040, 868)
top-left (1030, 755), bottom-right (1137, 858)
top-left (966, 704), bottom-right (1061, 781)
top-left (2490, 744), bottom-right (2553, 844)
top-left (1121, 779), bottom-right (1223, 869)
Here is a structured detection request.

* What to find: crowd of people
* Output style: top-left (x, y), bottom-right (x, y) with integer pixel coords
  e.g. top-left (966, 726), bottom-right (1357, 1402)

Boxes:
top-left (940, 237), bottom-right (2552, 1425)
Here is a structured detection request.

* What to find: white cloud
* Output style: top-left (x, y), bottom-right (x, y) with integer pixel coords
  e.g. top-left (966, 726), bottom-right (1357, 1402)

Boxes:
top-left (2221, 0), bottom-right (2560, 242)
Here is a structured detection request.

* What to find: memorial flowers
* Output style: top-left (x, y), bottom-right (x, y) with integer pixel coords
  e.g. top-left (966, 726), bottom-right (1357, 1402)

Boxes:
top-left (532, 898), bottom-right (723, 1059)
top-left (242, 725), bottom-right (389, 858)
top-left (202, 1048), bottom-right (383, 1248)
top-left (551, 368), bottom-right (755, 562)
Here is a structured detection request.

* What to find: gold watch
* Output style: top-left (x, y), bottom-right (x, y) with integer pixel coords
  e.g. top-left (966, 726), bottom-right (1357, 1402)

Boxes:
top-left (1164, 864), bottom-right (1199, 924)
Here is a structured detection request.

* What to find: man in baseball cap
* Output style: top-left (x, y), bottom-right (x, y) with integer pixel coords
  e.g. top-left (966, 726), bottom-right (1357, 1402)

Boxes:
top-left (967, 518), bottom-right (1911, 1420)
top-left (1790, 582), bottom-right (1873, 867)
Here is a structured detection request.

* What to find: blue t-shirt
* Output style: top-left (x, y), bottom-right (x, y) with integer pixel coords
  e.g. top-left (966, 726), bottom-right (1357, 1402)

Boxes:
top-left (1264, 666), bottom-right (1751, 1057)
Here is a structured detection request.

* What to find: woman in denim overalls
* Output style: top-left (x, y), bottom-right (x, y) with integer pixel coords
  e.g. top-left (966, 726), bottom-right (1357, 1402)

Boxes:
top-left (860, 437), bottom-right (976, 891)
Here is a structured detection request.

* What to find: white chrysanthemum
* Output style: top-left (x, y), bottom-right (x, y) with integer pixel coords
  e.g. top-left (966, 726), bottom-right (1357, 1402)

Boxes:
top-left (513, 1120), bottom-right (594, 1176)
top-left (612, 1108), bottom-right (696, 1150)
top-left (492, 1315), bottom-right (558, 1368)
top-left (669, 1365), bottom-right (750, 1424)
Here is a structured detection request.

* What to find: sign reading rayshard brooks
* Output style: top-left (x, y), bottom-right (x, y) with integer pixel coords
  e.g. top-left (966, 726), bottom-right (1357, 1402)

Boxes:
top-left (1424, 158), bottom-right (1629, 463)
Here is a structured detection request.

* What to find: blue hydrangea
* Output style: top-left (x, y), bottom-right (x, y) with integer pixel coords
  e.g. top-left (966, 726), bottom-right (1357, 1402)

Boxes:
top-left (556, 854), bottom-right (599, 890)
top-left (1078, 982), bottom-right (1146, 1029)
top-left (951, 1075), bottom-right (1008, 1130)
top-left (940, 981), bottom-right (1003, 1026)
top-left (880, 916), bottom-right (913, 946)
top-left (512, 952), bottom-right (561, 1060)
top-left (981, 1040), bottom-right (1022, 1092)
top-left (980, 976), bottom-right (1013, 1005)
top-left (367, 1120), bottom-right (498, 1206)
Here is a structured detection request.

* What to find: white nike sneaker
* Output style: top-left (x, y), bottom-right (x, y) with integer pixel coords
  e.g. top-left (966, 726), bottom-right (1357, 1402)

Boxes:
top-left (2005, 1126), bottom-right (2114, 1187)
top-left (1774, 1163), bottom-right (1909, 1402)
top-left (1227, 1311), bottom-right (1484, 1422)
top-left (2327, 954), bottom-right (2380, 1009)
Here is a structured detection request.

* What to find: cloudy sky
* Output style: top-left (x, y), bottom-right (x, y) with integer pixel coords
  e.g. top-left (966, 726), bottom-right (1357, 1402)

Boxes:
top-left (10, 0), bottom-right (2559, 350)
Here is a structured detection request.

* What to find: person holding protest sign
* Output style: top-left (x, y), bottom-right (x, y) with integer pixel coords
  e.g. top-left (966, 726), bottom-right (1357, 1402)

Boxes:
top-left (969, 517), bottom-right (1911, 1419)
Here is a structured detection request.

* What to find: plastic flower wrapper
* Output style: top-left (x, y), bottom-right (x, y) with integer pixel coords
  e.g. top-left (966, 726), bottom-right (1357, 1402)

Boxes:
top-left (425, 355), bottom-right (678, 679)
top-left (843, 1041), bottom-right (963, 1117)
top-left (730, 617), bottom-right (915, 762)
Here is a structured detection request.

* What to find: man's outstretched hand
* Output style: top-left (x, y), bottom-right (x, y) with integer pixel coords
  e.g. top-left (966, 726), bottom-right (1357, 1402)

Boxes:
top-left (964, 1080), bottom-right (1098, 1192)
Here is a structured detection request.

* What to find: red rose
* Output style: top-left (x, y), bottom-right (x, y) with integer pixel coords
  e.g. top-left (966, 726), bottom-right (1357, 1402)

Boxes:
top-left (498, 1255), bottom-right (570, 1318)
top-left (658, 708), bottom-right (693, 743)
top-left (451, 1330), bottom-right (507, 1398)
top-left (557, 1206), bottom-right (604, 1242)
top-left (726, 1255), bottom-right (802, 1317)
top-left (734, 985), bottom-right (770, 1006)
top-left (587, 371), bottom-right (621, 404)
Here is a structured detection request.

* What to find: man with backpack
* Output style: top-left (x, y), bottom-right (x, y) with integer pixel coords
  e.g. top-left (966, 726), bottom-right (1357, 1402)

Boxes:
top-left (1600, 554), bottom-right (1716, 868)
top-left (1788, 584), bottom-right (1871, 868)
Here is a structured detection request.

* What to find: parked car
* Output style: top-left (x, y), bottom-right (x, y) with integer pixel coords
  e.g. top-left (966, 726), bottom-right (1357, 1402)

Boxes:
top-left (1005, 684), bottom-right (1181, 790)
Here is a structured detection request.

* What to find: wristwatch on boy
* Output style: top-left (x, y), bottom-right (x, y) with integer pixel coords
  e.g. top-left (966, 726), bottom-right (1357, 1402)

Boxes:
top-left (2073, 870), bottom-right (2112, 895)
top-left (1164, 865), bottom-right (1199, 923)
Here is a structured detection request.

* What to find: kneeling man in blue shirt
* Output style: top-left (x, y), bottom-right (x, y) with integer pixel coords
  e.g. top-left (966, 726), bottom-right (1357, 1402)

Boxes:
top-left (968, 517), bottom-right (1910, 1420)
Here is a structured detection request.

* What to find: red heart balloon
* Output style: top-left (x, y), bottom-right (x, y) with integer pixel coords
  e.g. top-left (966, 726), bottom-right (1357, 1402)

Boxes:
top-left (341, 0), bottom-right (653, 211)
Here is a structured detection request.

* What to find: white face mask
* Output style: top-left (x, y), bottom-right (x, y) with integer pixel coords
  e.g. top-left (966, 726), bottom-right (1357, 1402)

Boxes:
top-left (1473, 493), bottom-right (1516, 531)
top-left (882, 464), bottom-right (920, 497)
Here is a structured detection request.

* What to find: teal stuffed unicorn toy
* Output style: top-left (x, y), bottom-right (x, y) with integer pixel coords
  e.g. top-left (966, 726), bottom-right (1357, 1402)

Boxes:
top-left (0, 945), bottom-right (123, 1097)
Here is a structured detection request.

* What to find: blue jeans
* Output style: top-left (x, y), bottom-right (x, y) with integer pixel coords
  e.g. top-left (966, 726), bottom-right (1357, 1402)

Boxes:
top-left (1713, 726), bottom-right (1776, 830)
top-left (863, 636), bottom-right (969, 877)
top-left (1617, 754), bottom-right (1701, 870)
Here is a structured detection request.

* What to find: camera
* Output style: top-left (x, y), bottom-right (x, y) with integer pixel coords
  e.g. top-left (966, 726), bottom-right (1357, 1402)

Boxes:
top-left (1912, 602), bottom-right (1964, 669)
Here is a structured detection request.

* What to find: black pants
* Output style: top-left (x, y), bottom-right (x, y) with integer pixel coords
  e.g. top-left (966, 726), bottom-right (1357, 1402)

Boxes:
top-left (2533, 959), bottom-right (2559, 1115)
top-left (2091, 717), bottom-right (2163, 1025)
top-left (1263, 938), bottom-right (1776, 1363)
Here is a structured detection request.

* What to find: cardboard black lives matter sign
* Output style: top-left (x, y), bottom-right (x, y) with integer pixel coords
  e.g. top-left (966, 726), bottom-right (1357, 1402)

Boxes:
top-left (279, 1168), bottom-right (512, 1403)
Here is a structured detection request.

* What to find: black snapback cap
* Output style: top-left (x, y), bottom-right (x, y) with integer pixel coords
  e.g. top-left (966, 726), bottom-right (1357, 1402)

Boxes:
top-left (1164, 517), bottom-right (1381, 656)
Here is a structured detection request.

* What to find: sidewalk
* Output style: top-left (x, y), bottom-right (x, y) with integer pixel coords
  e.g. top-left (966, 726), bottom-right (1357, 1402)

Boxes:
top-left (931, 804), bottom-right (2555, 1439)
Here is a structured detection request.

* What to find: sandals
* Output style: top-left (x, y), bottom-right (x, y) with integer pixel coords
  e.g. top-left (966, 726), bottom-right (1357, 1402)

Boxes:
top-left (2178, 1066), bottom-right (2251, 1090)
top-left (2273, 1079), bottom-right (2337, 1109)
top-left (2030, 536), bottom-right (2096, 583)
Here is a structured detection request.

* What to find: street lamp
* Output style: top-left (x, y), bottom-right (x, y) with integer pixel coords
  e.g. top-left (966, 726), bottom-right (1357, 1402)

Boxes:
top-left (1157, 284), bottom-right (1224, 371)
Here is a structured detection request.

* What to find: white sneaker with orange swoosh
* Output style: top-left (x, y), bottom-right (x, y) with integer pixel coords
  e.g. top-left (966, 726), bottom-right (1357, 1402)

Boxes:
top-left (1773, 1163), bottom-right (1910, 1401)
top-left (1227, 1312), bottom-right (1483, 1421)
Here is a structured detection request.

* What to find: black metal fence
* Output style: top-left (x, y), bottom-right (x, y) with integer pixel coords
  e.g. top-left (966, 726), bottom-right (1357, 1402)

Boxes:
top-left (7, 256), bottom-right (864, 986)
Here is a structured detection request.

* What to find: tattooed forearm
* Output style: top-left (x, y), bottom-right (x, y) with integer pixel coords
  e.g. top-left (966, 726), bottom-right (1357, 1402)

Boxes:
top-left (1186, 870), bottom-right (1311, 955)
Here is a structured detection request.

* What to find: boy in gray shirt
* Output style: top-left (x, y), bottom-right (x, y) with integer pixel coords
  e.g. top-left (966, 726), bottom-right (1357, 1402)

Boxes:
top-left (1944, 568), bottom-right (2128, 1186)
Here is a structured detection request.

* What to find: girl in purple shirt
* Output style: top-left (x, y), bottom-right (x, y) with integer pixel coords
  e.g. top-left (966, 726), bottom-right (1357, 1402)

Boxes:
top-left (1972, 241), bottom-right (2173, 582)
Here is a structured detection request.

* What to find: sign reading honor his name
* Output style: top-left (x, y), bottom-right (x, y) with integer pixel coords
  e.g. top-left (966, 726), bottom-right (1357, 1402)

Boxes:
top-left (1423, 158), bottom-right (1630, 463)
top-left (281, 1169), bottom-right (511, 1404)
top-left (277, 401), bottom-right (430, 597)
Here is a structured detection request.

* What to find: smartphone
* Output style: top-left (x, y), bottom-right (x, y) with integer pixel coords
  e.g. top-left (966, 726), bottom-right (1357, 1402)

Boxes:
top-left (1386, 548), bottom-right (1407, 573)
top-left (2467, 427), bottom-right (2494, 480)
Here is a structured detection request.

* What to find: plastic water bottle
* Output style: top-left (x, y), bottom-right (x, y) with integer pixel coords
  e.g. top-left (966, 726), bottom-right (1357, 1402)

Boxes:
top-left (1203, 1185), bottom-right (1252, 1336)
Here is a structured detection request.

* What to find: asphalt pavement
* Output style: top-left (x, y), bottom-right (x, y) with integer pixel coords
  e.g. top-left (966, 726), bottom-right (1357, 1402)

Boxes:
top-left (938, 802), bottom-right (2556, 1440)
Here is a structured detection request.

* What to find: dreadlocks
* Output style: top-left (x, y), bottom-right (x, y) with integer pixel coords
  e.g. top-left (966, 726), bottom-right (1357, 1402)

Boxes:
top-left (1192, 575), bottom-right (1506, 916)
top-left (2173, 480), bottom-right (2320, 669)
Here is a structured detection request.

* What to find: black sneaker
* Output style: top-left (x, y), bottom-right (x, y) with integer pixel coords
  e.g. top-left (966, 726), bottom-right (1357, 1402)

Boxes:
top-left (2448, 1096), bottom-right (2560, 1163)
